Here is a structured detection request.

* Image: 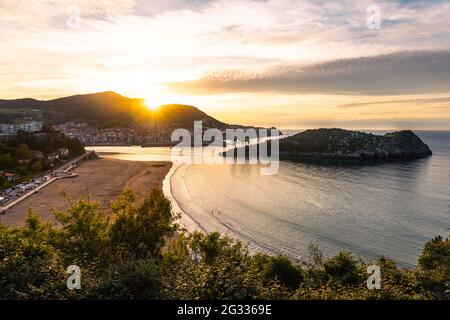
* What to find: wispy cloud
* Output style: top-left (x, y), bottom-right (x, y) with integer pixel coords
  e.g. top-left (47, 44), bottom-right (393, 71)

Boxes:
top-left (338, 96), bottom-right (450, 108)
top-left (0, 0), bottom-right (135, 27)
top-left (168, 51), bottom-right (450, 95)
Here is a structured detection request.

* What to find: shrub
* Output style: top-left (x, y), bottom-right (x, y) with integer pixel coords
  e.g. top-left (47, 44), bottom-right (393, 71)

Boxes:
top-left (0, 226), bottom-right (66, 299)
top-left (0, 190), bottom-right (448, 300)
top-left (109, 189), bottom-right (178, 259)
top-left (323, 251), bottom-right (363, 286)
top-left (259, 255), bottom-right (303, 290)
top-left (95, 259), bottom-right (162, 299)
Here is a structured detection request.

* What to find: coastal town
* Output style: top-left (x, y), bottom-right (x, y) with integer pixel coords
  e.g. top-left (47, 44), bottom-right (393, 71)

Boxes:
top-left (0, 118), bottom-right (194, 211)
top-left (53, 122), bottom-right (174, 146)
top-left (0, 120), bottom-right (86, 210)
top-left (0, 149), bottom-right (65, 207)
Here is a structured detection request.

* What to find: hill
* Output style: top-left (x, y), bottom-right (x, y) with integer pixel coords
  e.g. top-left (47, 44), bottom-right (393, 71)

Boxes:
top-left (223, 128), bottom-right (432, 160)
top-left (279, 128), bottom-right (432, 159)
top-left (0, 92), bottom-right (229, 129)
top-left (149, 104), bottom-right (228, 129)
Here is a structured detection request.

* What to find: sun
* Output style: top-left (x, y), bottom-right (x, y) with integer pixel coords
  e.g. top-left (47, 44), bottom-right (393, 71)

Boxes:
top-left (144, 98), bottom-right (160, 111)
top-left (142, 91), bottom-right (173, 111)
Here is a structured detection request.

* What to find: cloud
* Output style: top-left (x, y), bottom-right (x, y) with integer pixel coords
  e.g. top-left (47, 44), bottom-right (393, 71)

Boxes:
top-left (2, 0), bottom-right (450, 101)
top-left (133, 0), bottom-right (218, 16)
top-left (168, 51), bottom-right (450, 95)
top-left (337, 96), bottom-right (450, 108)
top-left (0, 0), bottom-right (136, 27)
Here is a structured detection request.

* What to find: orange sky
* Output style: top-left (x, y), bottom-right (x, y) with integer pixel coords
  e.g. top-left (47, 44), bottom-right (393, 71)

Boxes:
top-left (1, 0), bottom-right (450, 129)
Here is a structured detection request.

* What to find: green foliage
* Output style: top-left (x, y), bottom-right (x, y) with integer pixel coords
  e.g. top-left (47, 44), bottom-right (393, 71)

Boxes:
top-left (0, 215), bottom-right (66, 299)
top-left (0, 175), bottom-right (11, 188)
top-left (110, 189), bottom-right (177, 259)
top-left (31, 160), bottom-right (43, 172)
top-left (15, 143), bottom-right (32, 159)
top-left (6, 127), bottom-right (84, 160)
top-left (253, 255), bottom-right (303, 290)
top-left (161, 232), bottom-right (287, 300)
top-left (0, 152), bottom-right (13, 167)
top-left (418, 236), bottom-right (449, 271)
top-left (323, 251), bottom-right (363, 286)
top-left (0, 128), bottom-right (84, 187)
top-left (416, 235), bottom-right (450, 298)
top-left (52, 197), bottom-right (110, 264)
top-left (95, 259), bottom-right (162, 299)
top-left (0, 189), bottom-right (448, 300)
top-left (278, 128), bottom-right (431, 159)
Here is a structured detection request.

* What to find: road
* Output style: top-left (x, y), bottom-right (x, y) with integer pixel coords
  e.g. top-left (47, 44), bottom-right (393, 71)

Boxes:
top-left (0, 151), bottom-right (94, 213)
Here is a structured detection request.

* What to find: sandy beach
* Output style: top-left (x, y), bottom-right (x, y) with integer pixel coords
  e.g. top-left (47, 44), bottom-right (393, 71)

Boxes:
top-left (0, 157), bottom-right (172, 227)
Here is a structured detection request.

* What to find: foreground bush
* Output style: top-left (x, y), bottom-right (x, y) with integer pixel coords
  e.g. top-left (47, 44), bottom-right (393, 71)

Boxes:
top-left (0, 189), bottom-right (448, 300)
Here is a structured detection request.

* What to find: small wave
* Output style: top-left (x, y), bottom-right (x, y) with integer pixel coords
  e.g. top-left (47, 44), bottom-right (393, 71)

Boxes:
top-left (163, 164), bottom-right (205, 233)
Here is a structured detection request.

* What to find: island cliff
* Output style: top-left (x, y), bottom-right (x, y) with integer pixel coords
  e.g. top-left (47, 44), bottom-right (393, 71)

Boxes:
top-left (223, 128), bottom-right (432, 160)
top-left (278, 129), bottom-right (432, 160)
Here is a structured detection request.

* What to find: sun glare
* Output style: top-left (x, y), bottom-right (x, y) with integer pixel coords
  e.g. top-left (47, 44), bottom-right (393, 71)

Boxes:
top-left (144, 98), bottom-right (159, 111)
top-left (142, 91), bottom-right (174, 111)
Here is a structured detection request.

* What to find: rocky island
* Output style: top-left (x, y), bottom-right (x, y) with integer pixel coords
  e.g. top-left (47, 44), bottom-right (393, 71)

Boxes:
top-left (224, 128), bottom-right (432, 160)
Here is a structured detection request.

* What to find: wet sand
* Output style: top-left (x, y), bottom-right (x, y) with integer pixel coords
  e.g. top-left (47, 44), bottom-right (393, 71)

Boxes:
top-left (0, 157), bottom-right (172, 227)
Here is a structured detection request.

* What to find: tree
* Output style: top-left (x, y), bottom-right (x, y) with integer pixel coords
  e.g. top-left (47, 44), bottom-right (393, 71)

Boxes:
top-left (0, 175), bottom-right (10, 188)
top-left (0, 214), bottom-right (67, 299)
top-left (258, 255), bottom-right (303, 290)
top-left (418, 235), bottom-right (450, 271)
top-left (323, 251), bottom-right (362, 286)
top-left (0, 189), bottom-right (448, 300)
top-left (0, 153), bottom-right (13, 167)
top-left (95, 259), bottom-right (162, 299)
top-left (109, 189), bottom-right (178, 259)
top-left (161, 232), bottom-right (285, 300)
top-left (15, 143), bottom-right (32, 159)
top-left (52, 197), bottom-right (110, 263)
top-left (416, 235), bottom-right (450, 298)
top-left (31, 160), bottom-right (43, 172)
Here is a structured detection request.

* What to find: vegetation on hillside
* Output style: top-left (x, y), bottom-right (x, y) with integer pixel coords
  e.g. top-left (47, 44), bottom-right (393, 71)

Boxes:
top-left (0, 126), bottom-right (84, 188)
top-left (278, 128), bottom-right (432, 158)
top-left (0, 92), bottom-right (228, 129)
top-left (0, 189), bottom-right (448, 300)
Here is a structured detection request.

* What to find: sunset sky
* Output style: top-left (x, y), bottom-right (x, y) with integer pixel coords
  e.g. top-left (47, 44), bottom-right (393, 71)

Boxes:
top-left (1, 0), bottom-right (450, 129)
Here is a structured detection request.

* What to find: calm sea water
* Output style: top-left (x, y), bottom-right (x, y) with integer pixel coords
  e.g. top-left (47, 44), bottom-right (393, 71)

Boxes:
top-left (88, 131), bottom-right (450, 267)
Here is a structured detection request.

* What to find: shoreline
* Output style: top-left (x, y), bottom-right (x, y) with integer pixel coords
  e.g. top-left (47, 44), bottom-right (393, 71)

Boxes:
top-left (0, 149), bottom-right (205, 234)
top-left (162, 163), bottom-right (205, 233)
top-left (164, 163), bottom-right (278, 259)
top-left (158, 161), bottom-right (426, 269)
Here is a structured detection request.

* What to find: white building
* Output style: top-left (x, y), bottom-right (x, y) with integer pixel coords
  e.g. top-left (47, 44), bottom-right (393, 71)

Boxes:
top-left (0, 121), bottom-right (43, 136)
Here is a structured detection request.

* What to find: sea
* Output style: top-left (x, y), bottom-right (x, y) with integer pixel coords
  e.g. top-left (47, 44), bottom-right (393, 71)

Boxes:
top-left (88, 130), bottom-right (450, 268)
